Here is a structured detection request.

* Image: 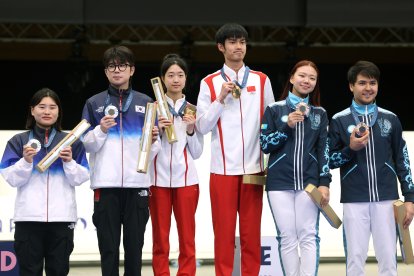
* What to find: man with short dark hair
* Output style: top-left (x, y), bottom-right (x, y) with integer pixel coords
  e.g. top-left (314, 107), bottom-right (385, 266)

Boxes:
top-left (329, 60), bottom-right (414, 276)
top-left (196, 23), bottom-right (275, 276)
top-left (81, 45), bottom-right (160, 276)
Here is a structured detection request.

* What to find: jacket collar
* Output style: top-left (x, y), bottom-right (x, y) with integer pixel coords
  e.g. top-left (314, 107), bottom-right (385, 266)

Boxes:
top-left (108, 85), bottom-right (132, 97)
top-left (352, 100), bottom-right (377, 115)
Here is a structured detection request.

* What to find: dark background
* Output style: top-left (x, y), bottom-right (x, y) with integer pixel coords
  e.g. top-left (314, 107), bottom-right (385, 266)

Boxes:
top-left (1, 0), bottom-right (413, 130)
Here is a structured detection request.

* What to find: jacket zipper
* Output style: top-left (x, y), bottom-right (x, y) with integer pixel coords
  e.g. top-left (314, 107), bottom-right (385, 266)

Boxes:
top-left (169, 116), bottom-right (174, 187)
top-left (45, 129), bottom-right (50, 222)
top-left (119, 90), bottom-right (124, 187)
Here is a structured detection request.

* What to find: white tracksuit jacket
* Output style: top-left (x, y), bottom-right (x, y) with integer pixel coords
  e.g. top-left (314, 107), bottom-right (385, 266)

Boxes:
top-left (196, 64), bottom-right (275, 175)
top-left (0, 127), bottom-right (89, 222)
top-left (150, 96), bottom-right (203, 187)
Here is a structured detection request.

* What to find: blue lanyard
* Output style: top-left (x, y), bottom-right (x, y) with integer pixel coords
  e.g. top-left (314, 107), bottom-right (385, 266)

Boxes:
top-left (29, 128), bottom-right (57, 148)
top-left (220, 66), bottom-right (250, 89)
top-left (350, 104), bottom-right (378, 127)
top-left (105, 90), bottom-right (133, 113)
top-left (168, 100), bottom-right (187, 118)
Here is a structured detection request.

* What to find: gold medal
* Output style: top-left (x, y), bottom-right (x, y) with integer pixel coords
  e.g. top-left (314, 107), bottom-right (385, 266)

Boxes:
top-left (184, 103), bottom-right (197, 116)
top-left (232, 85), bottom-right (241, 99)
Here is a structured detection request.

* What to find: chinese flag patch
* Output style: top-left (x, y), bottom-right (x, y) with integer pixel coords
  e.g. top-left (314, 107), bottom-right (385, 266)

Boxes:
top-left (247, 86), bottom-right (256, 92)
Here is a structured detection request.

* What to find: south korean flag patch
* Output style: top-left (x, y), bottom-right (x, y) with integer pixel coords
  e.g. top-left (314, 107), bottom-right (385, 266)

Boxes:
top-left (135, 105), bottom-right (146, 113)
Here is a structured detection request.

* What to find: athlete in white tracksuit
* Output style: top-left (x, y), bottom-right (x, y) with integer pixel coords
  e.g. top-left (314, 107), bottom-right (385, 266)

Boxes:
top-left (81, 46), bottom-right (160, 276)
top-left (0, 88), bottom-right (89, 276)
top-left (196, 23), bottom-right (275, 276)
top-left (149, 54), bottom-right (203, 276)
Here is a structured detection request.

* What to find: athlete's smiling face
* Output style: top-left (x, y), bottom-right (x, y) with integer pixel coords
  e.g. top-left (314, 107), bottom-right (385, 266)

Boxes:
top-left (31, 96), bottom-right (59, 129)
top-left (290, 65), bottom-right (318, 98)
top-left (350, 74), bottom-right (378, 105)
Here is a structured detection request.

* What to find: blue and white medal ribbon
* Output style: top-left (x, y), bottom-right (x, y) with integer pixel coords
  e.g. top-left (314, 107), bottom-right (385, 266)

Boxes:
top-left (220, 66), bottom-right (250, 98)
top-left (350, 104), bottom-right (378, 135)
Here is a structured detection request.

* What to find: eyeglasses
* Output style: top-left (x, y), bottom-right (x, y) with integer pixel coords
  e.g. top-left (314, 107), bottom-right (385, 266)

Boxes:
top-left (106, 63), bottom-right (130, 72)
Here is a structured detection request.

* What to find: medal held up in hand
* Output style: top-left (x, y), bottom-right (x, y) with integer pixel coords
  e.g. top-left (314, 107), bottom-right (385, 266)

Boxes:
top-left (220, 66), bottom-right (250, 100)
top-left (26, 139), bottom-right (41, 153)
top-left (296, 102), bottom-right (310, 116)
top-left (350, 104), bottom-right (378, 137)
top-left (105, 105), bottom-right (119, 118)
top-left (184, 103), bottom-right (197, 117)
top-left (356, 122), bottom-right (368, 136)
top-left (231, 83), bottom-right (241, 99)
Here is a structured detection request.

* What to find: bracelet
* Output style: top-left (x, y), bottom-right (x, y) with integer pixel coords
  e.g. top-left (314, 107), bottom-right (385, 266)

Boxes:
top-left (186, 130), bottom-right (195, 136)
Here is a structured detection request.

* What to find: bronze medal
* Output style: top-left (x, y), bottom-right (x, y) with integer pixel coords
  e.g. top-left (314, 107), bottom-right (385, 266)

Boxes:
top-left (356, 122), bottom-right (368, 136)
top-left (296, 102), bottom-right (309, 116)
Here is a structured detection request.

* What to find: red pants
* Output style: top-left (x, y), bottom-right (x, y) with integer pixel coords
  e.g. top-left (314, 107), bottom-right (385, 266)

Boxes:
top-left (149, 185), bottom-right (199, 276)
top-left (210, 174), bottom-right (263, 276)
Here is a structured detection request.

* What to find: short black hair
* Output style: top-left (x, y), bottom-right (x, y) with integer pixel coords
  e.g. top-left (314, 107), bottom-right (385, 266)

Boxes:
top-left (215, 23), bottom-right (248, 45)
top-left (26, 88), bottom-right (63, 130)
top-left (102, 45), bottom-right (135, 67)
top-left (347, 60), bottom-right (380, 84)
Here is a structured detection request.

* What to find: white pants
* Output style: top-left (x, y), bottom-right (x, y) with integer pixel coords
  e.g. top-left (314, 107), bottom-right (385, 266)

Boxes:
top-left (268, 190), bottom-right (320, 276)
top-left (343, 201), bottom-right (397, 276)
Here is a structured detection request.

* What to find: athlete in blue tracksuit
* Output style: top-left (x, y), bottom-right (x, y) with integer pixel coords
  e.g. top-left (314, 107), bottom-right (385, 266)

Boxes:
top-left (260, 60), bottom-right (331, 276)
top-left (328, 60), bottom-right (414, 276)
top-left (0, 88), bottom-right (89, 276)
top-left (81, 45), bottom-right (160, 276)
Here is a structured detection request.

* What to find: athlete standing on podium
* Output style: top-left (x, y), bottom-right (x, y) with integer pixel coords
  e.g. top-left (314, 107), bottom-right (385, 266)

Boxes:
top-left (328, 60), bottom-right (414, 276)
top-left (260, 60), bottom-right (331, 276)
top-left (196, 23), bottom-right (275, 276)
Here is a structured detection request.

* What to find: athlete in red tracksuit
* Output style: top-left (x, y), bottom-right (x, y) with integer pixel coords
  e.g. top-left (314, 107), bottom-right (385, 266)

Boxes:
top-left (196, 23), bottom-right (275, 276)
top-left (150, 54), bottom-right (203, 276)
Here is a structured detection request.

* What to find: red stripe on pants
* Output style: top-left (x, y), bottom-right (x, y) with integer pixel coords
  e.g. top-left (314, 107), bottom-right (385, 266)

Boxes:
top-left (210, 174), bottom-right (263, 276)
top-left (150, 185), bottom-right (199, 276)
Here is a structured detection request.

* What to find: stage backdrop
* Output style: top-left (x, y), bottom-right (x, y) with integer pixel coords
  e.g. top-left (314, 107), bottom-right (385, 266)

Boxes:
top-left (1, 130), bottom-right (413, 261)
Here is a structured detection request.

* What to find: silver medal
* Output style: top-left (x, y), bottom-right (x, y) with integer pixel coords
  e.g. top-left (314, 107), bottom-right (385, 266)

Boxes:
top-left (27, 139), bottom-right (41, 152)
top-left (105, 105), bottom-right (119, 118)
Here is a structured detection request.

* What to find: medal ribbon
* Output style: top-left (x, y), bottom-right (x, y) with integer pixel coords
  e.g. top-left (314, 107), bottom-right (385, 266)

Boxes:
top-left (220, 66), bottom-right (250, 89)
top-left (286, 95), bottom-right (311, 117)
top-left (29, 128), bottom-right (57, 148)
top-left (105, 89), bottom-right (133, 113)
top-left (168, 100), bottom-right (187, 118)
top-left (350, 104), bottom-right (378, 128)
